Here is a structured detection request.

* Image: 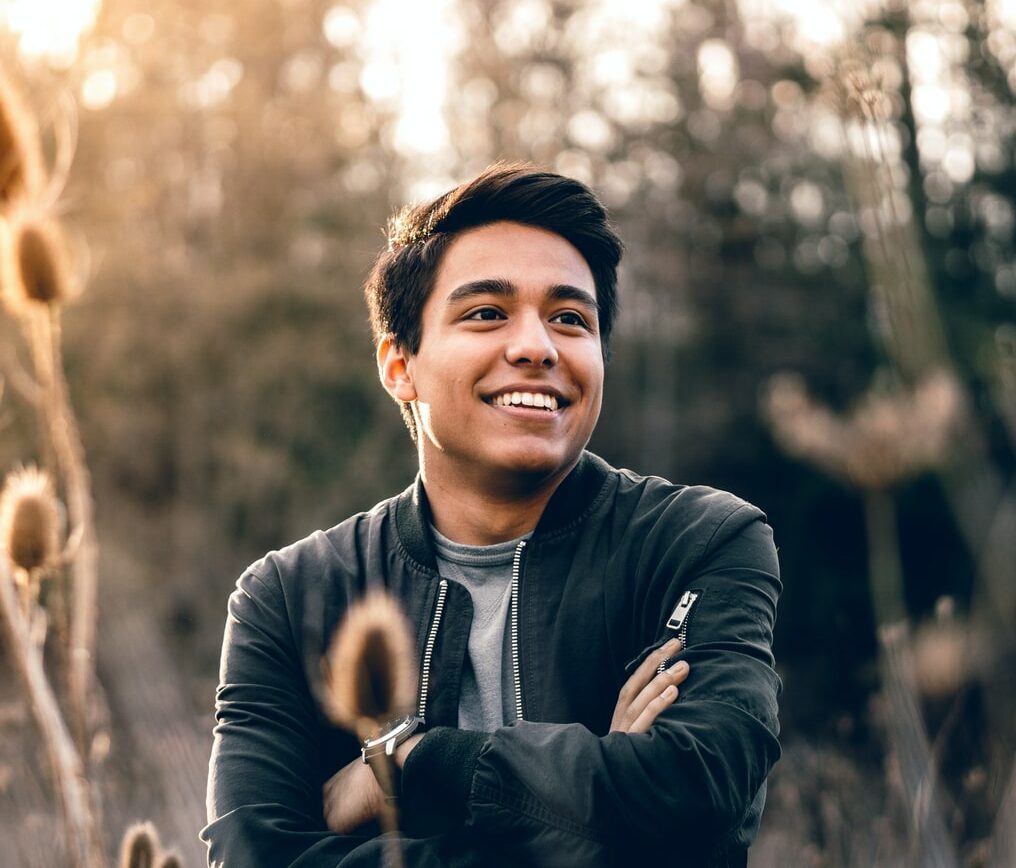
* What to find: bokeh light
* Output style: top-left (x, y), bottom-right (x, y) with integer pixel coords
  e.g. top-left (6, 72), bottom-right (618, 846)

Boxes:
top-left (0, 0), bottom-right (101, 67)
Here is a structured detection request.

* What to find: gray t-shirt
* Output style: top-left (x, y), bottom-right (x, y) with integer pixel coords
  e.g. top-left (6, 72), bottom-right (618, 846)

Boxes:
top-left (431, 526), bottom-right (529, 731)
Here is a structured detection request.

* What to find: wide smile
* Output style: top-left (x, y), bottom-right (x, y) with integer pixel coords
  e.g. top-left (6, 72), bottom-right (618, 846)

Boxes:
top-left (483, 389), bottom-right (569, 414)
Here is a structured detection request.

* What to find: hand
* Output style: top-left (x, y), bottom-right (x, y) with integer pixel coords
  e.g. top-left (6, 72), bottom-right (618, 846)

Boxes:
top-left (322, 734), bottom-right (424, 834)
top-left (323, 757), bottom-right (384, 834)
top-left (610, 637), bottom-right (689, 733)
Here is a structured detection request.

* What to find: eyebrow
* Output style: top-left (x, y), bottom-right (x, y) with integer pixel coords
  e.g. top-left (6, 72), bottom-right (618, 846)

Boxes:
top-left (446, 278), bottom-right (598, 314)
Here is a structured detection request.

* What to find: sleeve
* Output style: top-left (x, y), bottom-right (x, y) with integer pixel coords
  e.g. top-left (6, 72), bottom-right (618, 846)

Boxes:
top-left (399, 504), bottom-right (782, 867)
top-left (201, 566), bottom-right (483, 868)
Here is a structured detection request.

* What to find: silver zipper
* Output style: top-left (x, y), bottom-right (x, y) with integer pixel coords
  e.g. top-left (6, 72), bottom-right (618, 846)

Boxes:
top-left (417, 579), bottom-right (448, 722)
top-left (658, 590), bottom-right (699, 673)
top-left (510, 540), bottom-right (527, 721)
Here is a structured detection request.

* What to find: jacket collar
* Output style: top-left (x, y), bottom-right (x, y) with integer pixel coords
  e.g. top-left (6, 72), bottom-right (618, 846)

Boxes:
top-left (394, 451), bottom-right (612, 570)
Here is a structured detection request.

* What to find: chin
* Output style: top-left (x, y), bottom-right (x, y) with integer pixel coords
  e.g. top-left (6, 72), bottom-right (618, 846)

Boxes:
top-left (490, 445), bottom-right (578, 480)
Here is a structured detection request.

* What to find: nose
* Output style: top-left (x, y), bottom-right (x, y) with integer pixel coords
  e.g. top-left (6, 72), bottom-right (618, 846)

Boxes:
top-left (505, 313), bottom-right (559, 368)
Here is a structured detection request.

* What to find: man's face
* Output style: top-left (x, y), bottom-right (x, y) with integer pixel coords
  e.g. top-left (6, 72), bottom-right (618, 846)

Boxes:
top-left (385, 220), bottom-right (604, 489)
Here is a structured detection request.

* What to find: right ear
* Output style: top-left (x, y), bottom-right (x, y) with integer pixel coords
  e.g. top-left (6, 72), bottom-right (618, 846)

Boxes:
top-left (377, 335), bottom-right (418, 403)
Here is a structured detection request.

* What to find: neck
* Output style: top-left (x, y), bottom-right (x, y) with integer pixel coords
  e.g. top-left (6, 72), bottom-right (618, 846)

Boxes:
top-left (419, 455), bottom-right (575, 546)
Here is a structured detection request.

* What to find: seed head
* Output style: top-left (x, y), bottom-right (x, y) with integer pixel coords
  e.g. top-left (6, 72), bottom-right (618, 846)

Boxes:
top-left (118, 822), bottom-right (160, 868)
top-left (158, 852), bottom-right (181, 868)
top-left (0, 465), bottom-right (60, 573)
top-left (0, 69), bottom-right (44, 205)
top-left (1, 209), bottom-right (78, 314)
top-left (324, 591), bottom-right (419, 736)
top-left (764, 370), bottom-right (962, 490)
top-left (820, 44), bottom-right (900, 124)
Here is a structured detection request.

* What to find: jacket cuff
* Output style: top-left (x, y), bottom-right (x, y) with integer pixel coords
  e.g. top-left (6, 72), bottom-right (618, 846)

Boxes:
top-left (401, 727), bottom-right (487, 837)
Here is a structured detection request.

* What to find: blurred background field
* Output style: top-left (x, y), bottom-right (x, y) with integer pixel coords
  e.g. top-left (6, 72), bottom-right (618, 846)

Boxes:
top-left (0, 0), bottom-right (1013, 865)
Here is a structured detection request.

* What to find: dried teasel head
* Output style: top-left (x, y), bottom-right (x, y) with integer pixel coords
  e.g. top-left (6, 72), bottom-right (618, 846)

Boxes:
top-left (0, 209), bottom-right (79, 315)
top-left (323, 590), bottom-right (419, 737)
top-left (118, 821), bottom-right (161, 868)
top-left (820, 41), bottom-right (901, 124)
top-left (0, 465), bottom-right (60, 574)
top-left (158, 852), bottom-right (181, 868)
top-left (0, 69), bottom-right (44, 206)
top-left (764, 369), bottom-right (962, 490)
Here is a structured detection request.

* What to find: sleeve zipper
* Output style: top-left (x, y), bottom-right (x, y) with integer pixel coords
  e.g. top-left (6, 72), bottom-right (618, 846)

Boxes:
top-left (658, 589), bottom-right (700, 674)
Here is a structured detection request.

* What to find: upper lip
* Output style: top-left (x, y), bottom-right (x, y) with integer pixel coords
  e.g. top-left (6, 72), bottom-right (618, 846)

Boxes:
top-left (483, 384), bottom-right (570, 406)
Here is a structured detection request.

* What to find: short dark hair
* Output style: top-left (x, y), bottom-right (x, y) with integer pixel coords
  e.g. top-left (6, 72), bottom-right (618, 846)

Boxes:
top-left (364, 163), bottom-right (623, 439)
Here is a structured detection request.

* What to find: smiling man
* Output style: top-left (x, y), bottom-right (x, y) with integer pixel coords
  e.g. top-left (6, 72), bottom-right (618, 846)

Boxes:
top-left (203, 165), bottom-right (782, 867)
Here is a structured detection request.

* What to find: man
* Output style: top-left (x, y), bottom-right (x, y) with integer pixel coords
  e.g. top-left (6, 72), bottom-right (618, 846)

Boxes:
top-left (202, 164), bottom-right (781, 867)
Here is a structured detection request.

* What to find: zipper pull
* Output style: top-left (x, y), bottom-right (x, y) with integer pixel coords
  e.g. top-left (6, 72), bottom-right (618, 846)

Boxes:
top-left (666, 590), bottom-right (699, 632)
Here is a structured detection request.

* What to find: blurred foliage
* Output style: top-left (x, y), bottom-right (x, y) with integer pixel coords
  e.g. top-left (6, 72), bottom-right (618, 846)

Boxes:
top-left (0, 0), bottom-right (1013, 860)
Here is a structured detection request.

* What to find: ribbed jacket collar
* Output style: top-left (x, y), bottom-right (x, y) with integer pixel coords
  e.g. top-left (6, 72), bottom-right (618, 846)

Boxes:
top-left (394, 451), bottom-right (612, 571)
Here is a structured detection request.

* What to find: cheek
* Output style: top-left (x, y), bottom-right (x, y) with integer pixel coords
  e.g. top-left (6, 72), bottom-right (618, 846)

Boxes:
top-left (583, 359), bottom-right (605, 420)
top-left (581, 351), bottom-right (605, 396)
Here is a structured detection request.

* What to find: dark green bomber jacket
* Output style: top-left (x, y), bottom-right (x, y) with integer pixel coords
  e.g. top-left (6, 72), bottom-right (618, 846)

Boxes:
top-left (202, 451), bottom-right (782, 867)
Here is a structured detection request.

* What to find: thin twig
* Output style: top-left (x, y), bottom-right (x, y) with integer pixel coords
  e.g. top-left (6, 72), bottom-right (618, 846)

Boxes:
top-left (0, 342), bottom-right (43, 406)
top-left (42, 306), bottom-right (100, 754)
top-left (0, 557), bottom-right (105, 867)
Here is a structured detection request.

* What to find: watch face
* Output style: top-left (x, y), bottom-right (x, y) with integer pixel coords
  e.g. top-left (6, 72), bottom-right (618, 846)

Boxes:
top-left (362, 714), bottom-right (420, 756)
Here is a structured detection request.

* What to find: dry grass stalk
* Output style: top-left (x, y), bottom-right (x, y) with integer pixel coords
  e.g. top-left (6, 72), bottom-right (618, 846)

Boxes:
top-left (323, 590), bottom-right (418, 739)
top-left (0, 554), bottom-right (105, 867)
top-left (0, 208), bottom-right (78, 316)
top-left (0, 68), bottom-right (44, 205)
top-left (0, 233), bottom-right (102, 753)
top-left (324, 591), bottom-right (418, 868)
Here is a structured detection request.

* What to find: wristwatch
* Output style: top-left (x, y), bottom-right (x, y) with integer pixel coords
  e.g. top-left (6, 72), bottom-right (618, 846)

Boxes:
top-left (361, 714), bottom-right (423, 763)
top-left (361, 714), bottom-right (423, 802)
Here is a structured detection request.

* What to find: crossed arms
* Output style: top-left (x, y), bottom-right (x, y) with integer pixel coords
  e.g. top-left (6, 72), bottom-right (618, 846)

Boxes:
top-left (323, 637), bottom-right (691, 834)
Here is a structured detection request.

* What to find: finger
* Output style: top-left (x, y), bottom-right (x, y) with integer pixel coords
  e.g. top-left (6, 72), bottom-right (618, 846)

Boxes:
top-left (618, 660), bottom-right (689, 730)
top-left (633, 637), bottom-right (683, 689)
top-left (610, 639), bottom-right (683, 730)
top-left (613, 638), bottom-right (682, 719)
top-left (627, 684), bottom-right (679, 734)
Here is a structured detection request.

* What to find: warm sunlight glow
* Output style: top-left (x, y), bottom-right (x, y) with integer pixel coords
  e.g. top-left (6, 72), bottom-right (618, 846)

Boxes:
top-left (0, 0), bottom-right (101, 67)
top-left (698, 39), bottom-right (740, 111)
top-left (990, 0), bottom-right (1016, 29)
top-left (737, 0), bottom-right (884, 56)
top-left (354, 0), bottom-right (463, 158)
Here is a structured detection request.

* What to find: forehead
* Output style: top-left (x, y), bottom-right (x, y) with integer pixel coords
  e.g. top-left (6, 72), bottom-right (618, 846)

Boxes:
top-left (431, 221), bottom-right (596, 302)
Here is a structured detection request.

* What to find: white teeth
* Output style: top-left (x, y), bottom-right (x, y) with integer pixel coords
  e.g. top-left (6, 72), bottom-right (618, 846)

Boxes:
top-left (490, 391), bottom-right (560, 411)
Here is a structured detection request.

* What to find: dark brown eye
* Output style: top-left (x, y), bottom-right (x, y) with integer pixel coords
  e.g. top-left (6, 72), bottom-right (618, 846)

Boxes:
top-left (552, 311), bottom-right (588, 328)
top-left (466, 307), bottom-right (504, 321)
